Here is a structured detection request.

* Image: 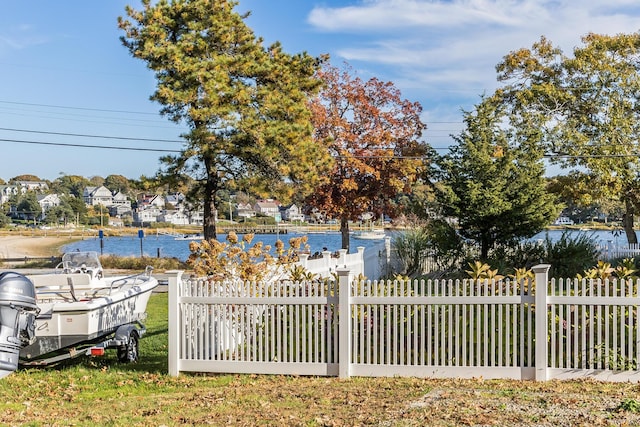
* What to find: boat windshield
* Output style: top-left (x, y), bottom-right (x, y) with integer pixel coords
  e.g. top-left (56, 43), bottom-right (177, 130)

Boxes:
top-left (61, 251), bottom-right (102, 272)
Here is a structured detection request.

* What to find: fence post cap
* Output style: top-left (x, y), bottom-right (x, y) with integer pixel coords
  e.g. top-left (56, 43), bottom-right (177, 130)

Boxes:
top-left (531, 264), bottom-right (551, 274)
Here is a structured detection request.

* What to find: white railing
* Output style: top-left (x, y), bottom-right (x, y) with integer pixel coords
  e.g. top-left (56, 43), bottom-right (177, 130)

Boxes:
top-left (166, 265), bottom-right (640, 382)
top-left (295, 238), bottom-right (390, 280)
top-left (598, 242), bottom-right (640, 260)
top-left (296, 248), bottom-right (363, 278)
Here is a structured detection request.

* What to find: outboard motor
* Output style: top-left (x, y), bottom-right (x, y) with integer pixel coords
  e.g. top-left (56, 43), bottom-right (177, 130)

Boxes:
top-left (0, 272), bottom-right (39, 379)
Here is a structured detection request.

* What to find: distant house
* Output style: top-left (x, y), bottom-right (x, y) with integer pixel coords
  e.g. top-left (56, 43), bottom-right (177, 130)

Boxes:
top-left (553, 216), bottom-right (574, 226)
top-left (133, 207), bottom-right (160, 225)
top-left (83, 186), bottom-right (114, 207)
top-left (158, 210), bottom-right (190, 225)
top-left (280, 204), bottom-right (305, 222)
top-left (108, 191), bottom-right (132, 217)
top-left (188, 210), bottom-right (205, 225)
top-left (15, 181), bottom-right (49, 192)
top-left (236, 203), bottom-right (255, 220)
top-left (165, 192), bottom-right (185, 208)
top-left (254, 199), bottom-right (280, 219)
top-left (305, 207), bottom-right (325, 224)
top-left (37, 194), bottom-right (61, 215)
top-left (108, 217), bottom-right (124, 227)
top-left (0, 185), bottom-right (20, 205)
top-left (111, 191), bottom-right (130, 208)
top-left (137, 194), bottom-right (165, 209)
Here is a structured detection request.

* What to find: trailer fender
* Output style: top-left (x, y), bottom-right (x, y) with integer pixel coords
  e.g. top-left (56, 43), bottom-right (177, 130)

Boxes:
top-left (115, 324), bottom-right (140, 344)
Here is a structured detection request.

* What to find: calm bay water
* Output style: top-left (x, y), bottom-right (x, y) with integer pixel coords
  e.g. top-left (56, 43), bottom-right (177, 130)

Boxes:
top-left (61, 228), bottom-right (628, 262)
top-left (532, 228), bottom-right (628, 246)
top-left (62, 231), bottom-right (388, 261)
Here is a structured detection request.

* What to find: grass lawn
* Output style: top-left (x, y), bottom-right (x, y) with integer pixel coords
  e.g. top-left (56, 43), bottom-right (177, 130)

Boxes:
top-left (1, 293), bottom-right (640, 426)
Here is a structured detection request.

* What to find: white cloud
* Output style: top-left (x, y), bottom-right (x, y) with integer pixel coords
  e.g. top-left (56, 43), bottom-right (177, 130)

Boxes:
top-left (306, 0), bottom-right (640, 152)
top-left (0, 25), bottom-right (48, 55)
top-left (0, 36), bottom-right (24, 51)
top-left (308, 0), bottom-right (640, 101)
top-left (309, 0), bottom-right (551, 31)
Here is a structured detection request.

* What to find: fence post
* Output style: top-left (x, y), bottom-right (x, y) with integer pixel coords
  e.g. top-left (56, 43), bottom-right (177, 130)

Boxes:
top-left (356, 246), bottom-right (365, 276)
top-left (337, 267), bottom-right (353, 379)
top-left (322, 250), bottom-right (332, 274)
top-left (298, 253), bottom-right (309, 270)
top-left (167, 270), bottom-right (184, 377)
top-left (384, 236), bottom-right (391, 275)
top-left (532, 264), bottom-right (550, 381)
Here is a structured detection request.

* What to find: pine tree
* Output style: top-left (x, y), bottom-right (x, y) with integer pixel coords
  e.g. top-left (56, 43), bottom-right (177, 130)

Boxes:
top-left (436, 98), bottom-right (558, 259)
top-left (119, 0), bottom-right (332, 239)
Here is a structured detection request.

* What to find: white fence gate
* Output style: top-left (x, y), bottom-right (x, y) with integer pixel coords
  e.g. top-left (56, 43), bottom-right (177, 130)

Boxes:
top-left (166, 265), bottom-right (640, 382)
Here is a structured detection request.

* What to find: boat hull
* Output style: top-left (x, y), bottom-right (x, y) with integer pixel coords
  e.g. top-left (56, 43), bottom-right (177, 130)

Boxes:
top-left (20, 274), bottom-right (157, 363)
top-left (352, 232), bottom-right (386, 240)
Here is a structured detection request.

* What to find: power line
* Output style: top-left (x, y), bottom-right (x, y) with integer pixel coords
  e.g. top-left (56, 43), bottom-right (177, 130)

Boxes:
top-left (0, 127), bottom-right (183, 143)
top-left (545, 153), bottom-right (640, 159)
top-left (2, 136), bottom-right (637, 159)
top-left (0, 138), bottom-right (180, 153)
top-left (0, 100), bottom-right (159, 116)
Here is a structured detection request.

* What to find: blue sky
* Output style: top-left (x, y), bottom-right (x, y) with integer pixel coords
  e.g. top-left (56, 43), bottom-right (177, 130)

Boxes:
top-left (1, 1), bottom-right (639, 182)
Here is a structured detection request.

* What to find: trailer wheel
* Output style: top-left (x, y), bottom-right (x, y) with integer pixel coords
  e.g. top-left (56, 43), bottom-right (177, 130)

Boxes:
top-left (117, 330), bottom-right (139, 363)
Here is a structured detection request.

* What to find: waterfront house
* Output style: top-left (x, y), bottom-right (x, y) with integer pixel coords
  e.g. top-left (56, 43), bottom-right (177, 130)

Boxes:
top-left (280, 204), bottom-right (305, 222)
top-left (254, 199), bottom-right (280, 218)
top-left (83, 186), bottom-right (114, 207)
top-left (36, 193), bottom-right (61, 217)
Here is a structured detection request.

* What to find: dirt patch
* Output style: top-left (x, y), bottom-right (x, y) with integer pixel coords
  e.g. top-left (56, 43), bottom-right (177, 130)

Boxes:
top-left (0, 235), bottom-right (76, 259)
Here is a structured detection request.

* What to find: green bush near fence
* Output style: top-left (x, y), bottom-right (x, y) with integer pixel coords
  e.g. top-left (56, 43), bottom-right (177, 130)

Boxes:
top-left (395, 228), bottom-right (601, 280)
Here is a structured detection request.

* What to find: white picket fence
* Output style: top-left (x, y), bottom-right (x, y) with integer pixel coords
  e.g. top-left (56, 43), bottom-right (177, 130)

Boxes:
top-left (166, 265), bottom-right (640, 382)
top-left (598, 242), bottom-right (640, 260)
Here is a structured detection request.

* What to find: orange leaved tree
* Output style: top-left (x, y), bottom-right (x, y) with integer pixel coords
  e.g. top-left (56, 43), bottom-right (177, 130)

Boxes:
top-left (306, 63), bottom-right (431, 251)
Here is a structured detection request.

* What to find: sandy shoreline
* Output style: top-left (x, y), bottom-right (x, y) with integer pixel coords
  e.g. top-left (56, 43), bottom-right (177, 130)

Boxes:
top-left (0, 235), bottom-right (76, 259)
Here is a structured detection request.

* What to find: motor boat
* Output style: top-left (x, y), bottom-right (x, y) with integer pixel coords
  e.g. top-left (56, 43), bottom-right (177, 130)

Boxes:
top-left (174, 233), bottom-right (204, 241)
top-left (352, 229), bottom-right (386, 240)
top-left (19, 251), bottom-right (159, 366)
top-left (0, 272), bottom-right (40, 378)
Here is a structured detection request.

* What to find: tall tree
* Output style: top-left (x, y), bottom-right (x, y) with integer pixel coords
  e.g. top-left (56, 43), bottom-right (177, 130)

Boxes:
top-left (306, 63), bottom-right (429, 251)
top-left (9, 175), bottom-right (42, 184)
top-left (436, 98), bottom-right (558, 260)
top-left (44, 203), bottom-right (75, 227)
top-left (119, 0), bottom-right (331, 240)
top-left (16, 192), bottom-right (41, 222)
top-left (495, 33), bottom-right (640, 244)
top-left (546, 172), bottom-right (624, 224)
top-left (104, 174), bottom-right (132, 195)
top-left (65, 195), bottom-right (88, 225)
top-left (50, 175), bottom-right (90, 198)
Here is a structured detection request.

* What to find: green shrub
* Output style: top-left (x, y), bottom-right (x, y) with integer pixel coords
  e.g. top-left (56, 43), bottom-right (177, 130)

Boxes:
top-left (392, 227), bottom-right (432, 277)
top-left (396, 226), bottom-right (600, 280)
top-left (540, 231), bottom-right (599, 278)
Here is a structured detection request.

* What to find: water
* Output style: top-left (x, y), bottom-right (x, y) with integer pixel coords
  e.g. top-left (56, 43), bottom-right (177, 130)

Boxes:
top-left (532, 228), bottom-right (628, 246)
top-left (62, 228), bottom-right (630, 262)
top-left (62, 231), bottom-right (389, 261)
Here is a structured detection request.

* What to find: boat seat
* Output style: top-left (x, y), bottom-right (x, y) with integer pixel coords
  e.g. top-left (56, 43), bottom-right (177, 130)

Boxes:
top-left (28, 273), bottom-right (93, 289)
